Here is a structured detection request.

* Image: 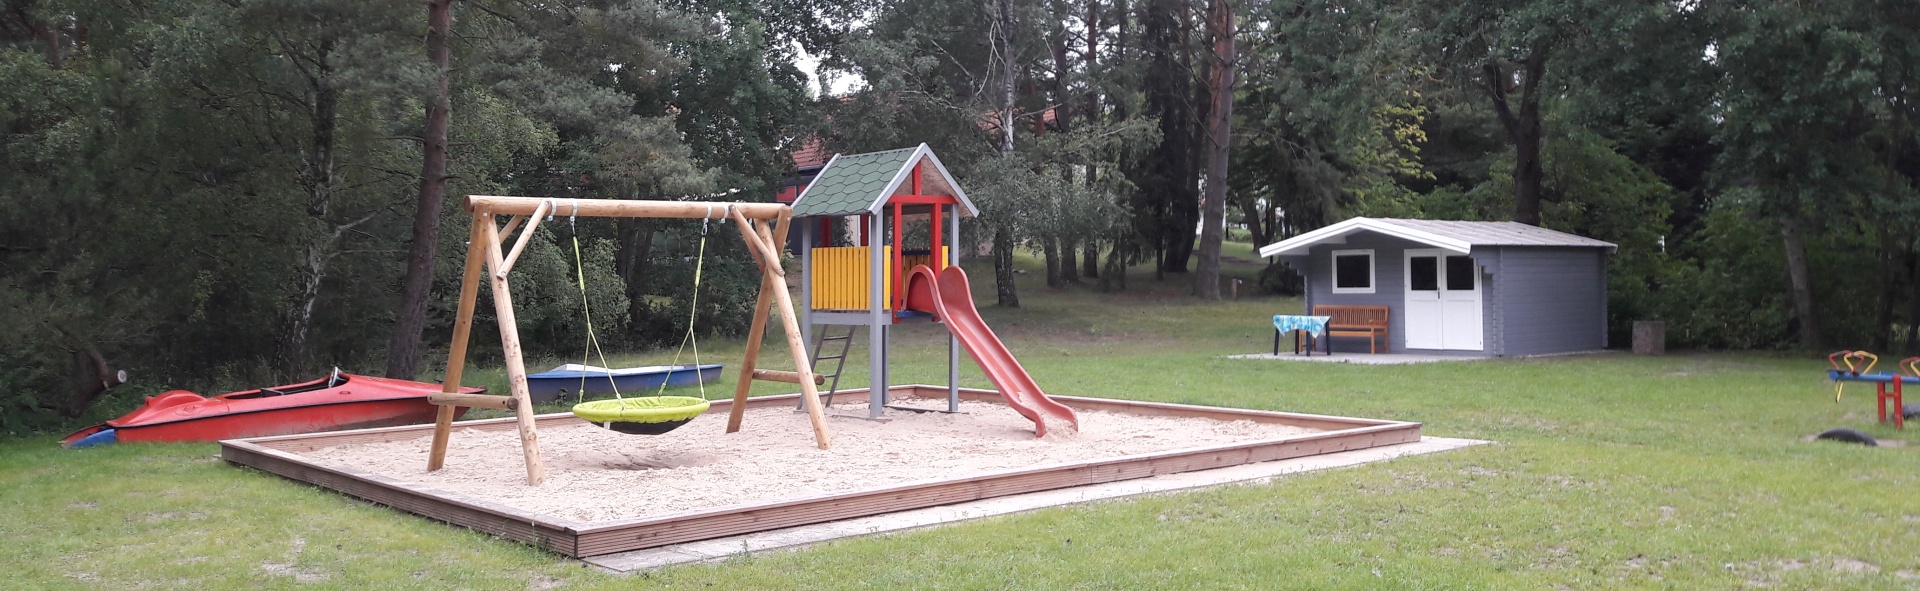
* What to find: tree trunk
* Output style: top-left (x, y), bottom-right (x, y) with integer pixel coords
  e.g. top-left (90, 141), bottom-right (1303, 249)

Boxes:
top-left (281, 45), bottom-right (339, 379)
top-left (1875, 230), bottom-right (1896, 352)
top-left (993, 227), bottom-right (1020, 307)
top-left (23, 9), bottom-right (63, 69)
top-left (52, 328), bottom-right (125, 419)
top-left (385, 0), bottom-right (454, 381)
top-left (988, 0), bottom-right (1021, 307)
top-left (1192, 0), bottom-right (1233, 300)
top-left (1082, 239), bottom-right (1099, 279)
top-left (282, 243), bottom-right (328, 378)
top-left (1061, 236), bottom-right (1079, 280)
top-left (1048, 1), bottom-right (1073, 134)
top-left (1162, 0), bottom-right (1200, 273)
top-left (1084, 0), bottom-right (1101, 132)
top-left (1136, 0), bottom-right (1199, 278)
top-left (997, 0), bottom-right (1016, 157)
top-left (1779, 214), bottom-right (1821, 349)
top-left (1043, 236), bottom-right (1064, 288)
top-left (616, 218), bottom-right (657, 337)
top-left (1482, 47), bottom-right (1549, 226)
top-left (1101, 237), bottom-right (1128, 291)
top-left (1237, 198), bottom-right (1267, 245)
top-left (1907, 248), bottom-right (1920, 351)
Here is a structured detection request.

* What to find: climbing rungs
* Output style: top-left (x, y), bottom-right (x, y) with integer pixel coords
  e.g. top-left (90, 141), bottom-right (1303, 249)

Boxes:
top-left (428, 392), bottom-right (518, 410)
top-left (752, 369), bottom-right (826, 385)
top-left (820, 334), bottom-right (852, 341)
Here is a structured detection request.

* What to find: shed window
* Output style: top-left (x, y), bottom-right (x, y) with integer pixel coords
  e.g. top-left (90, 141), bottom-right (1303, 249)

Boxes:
top-left (1409, 256), bottom-right (1437, 291)
top-left (1445, 256), bottom-right (1477, 291)
top-left (1331, 249), bottom-right (1375, 294)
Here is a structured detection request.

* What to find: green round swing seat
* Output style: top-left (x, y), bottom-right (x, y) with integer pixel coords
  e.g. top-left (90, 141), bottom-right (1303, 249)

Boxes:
top-left (572, 396), bottom-right (711, 435)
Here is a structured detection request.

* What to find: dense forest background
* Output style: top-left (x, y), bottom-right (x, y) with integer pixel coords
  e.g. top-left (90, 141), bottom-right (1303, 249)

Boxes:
top-left (2, 0), bottom-right (1915, 432)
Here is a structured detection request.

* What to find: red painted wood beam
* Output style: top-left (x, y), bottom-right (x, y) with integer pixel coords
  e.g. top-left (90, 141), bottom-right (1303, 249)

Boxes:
top-left (886, 195), bottom-right (959, 205)
top-left (892, 203), bottom-right (905, 314)
top-left (931, 204), bottom-right (943, 271)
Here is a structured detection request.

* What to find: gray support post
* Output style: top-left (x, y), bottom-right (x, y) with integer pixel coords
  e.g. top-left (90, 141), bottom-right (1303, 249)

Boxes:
top-left (947, 205), bottom-right (961, 412)
top-left (799, 217), bottom-right (813, 347)
top-left (868, 212), bottom-right (887, 418)
top-left (881, 325), bottom-right (892, 406)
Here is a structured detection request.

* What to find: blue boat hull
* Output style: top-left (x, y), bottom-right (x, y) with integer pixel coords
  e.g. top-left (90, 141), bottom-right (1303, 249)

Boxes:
top-left (524, 364), bottom-right (723, 404)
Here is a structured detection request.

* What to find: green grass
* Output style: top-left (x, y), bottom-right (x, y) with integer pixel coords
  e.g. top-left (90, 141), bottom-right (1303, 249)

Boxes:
top-left (5, 243), bottom-right (1918, 589)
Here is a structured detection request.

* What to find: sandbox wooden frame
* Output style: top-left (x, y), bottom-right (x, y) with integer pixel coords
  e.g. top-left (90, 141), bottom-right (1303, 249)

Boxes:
top-left (221, 385), bottom-right (1421, 558)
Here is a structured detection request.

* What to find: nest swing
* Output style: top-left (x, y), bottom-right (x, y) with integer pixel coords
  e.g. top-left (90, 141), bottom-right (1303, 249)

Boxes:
top-left (573, 396), bottom-right (711, 434)
top-left (562, 204), bottom-right (716, 436)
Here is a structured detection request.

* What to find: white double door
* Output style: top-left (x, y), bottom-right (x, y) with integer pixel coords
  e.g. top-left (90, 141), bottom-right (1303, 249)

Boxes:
top-left (1404, 249), bottom-right (1483, 350)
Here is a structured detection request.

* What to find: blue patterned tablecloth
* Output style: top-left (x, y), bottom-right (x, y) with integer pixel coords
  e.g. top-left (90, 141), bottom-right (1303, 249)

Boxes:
top-left (1272, 315), bottom-right (1332, 337)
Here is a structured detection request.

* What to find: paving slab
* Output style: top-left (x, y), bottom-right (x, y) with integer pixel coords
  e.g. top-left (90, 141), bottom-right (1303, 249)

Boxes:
top-left (585, 436), bottom-right (1487, 572)
top-left (1226, 352), bottom-right (1493, 364)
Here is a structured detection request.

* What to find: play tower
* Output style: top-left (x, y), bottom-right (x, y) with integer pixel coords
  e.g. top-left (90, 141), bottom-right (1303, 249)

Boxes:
top-left (776, 144), bottom-right (1077, 435)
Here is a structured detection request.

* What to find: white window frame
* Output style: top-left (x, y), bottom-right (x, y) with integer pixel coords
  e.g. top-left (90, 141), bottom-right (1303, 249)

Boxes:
top-left (1330, 249), bottom-right (1376, 294)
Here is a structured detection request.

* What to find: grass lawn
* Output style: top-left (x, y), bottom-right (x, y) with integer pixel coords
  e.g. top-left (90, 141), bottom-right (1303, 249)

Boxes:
top-left (4, 242), bottom-right (1917, 589)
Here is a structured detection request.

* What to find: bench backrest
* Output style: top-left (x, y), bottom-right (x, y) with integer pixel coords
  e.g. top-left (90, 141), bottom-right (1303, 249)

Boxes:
top-left (1312, 305), bottom-right (1389, 327)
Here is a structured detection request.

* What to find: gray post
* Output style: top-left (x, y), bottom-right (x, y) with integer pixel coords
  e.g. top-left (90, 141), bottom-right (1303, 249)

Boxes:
top-left (799, 217), bottom-right (812, 347)
top-left (868, 212), bottom-right (887, 418)
top-left (947, 205), bottom-right (961, 412)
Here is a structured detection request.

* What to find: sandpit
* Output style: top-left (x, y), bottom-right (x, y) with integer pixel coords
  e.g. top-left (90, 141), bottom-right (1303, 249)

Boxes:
top-left (303, 398), bottom-right (1322, 523)
top-left (222, 386), bottom-right (1422, 557)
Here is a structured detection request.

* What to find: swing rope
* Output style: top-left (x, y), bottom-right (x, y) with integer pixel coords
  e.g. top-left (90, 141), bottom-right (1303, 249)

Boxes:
top-left (569, 200), bottom-right (622, 405)
top-left (568, 202), bottom-right (717, 429)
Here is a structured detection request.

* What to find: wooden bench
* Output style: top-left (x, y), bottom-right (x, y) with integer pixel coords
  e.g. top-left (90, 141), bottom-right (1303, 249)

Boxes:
top-left (1312, 305), bottom-right (1390, 354)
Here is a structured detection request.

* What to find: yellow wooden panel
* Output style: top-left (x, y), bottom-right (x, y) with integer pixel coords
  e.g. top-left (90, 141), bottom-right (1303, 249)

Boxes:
top-left (811, 246), bottom-right (896, 311)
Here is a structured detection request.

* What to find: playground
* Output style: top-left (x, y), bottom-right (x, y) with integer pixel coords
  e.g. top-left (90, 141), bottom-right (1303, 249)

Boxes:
top-left (7, 194), bottom-right (1919, 585)
top-left (210, 155), bottom-right (1425, 559)
top-left (7, 265), bottom-right (1919, 588)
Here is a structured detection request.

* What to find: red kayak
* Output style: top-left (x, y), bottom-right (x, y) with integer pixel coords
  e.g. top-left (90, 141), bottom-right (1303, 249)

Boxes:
top-left (61, 370), bottom-right (477, 448)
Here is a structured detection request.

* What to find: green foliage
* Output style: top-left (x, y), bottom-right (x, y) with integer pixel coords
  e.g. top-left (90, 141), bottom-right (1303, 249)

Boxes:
top-left (1652, 199), bottom-right (1791, 349)
top-left (1533, 128), bottom-right (1677, 346)
top-left (633, 223), bottom-right (767, 348)
top-left (1236, 0), bottom-right (1435, 239)
top-left (0, 0), bottom-right (809, 430)
top-left (961, 121), bottom-right (1157, 257)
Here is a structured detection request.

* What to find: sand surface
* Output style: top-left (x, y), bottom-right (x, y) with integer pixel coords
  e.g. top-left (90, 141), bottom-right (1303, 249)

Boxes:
top-left (303, 398), bottom-right (1322, 523)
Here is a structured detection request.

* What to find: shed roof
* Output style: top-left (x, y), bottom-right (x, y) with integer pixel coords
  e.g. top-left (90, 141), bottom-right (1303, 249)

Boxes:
top-left (788, 144), bottom-right (979, 218)
top-left (1257, 217), bottom-right (1616, 257)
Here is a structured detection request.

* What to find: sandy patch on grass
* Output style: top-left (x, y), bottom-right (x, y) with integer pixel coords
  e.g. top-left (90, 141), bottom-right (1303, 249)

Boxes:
top-left (302, 399), bottom-right (1320, 523)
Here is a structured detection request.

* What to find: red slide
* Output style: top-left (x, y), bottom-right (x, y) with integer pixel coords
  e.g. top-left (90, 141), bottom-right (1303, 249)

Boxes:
top-left (905, 265), bottom-right (1079, 438)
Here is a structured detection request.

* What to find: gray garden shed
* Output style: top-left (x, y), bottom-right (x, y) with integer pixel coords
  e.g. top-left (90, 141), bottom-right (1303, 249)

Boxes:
top-left (1257, 218), bottom-right (1616, 356)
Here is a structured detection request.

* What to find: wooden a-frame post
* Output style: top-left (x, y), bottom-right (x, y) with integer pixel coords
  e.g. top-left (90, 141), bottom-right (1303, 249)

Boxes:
top-left (425, 196), bottom-right (832, 486)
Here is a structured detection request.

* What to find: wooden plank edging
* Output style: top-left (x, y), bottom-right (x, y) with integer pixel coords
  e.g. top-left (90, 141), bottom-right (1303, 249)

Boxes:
top-left (220, 440), bottom-right (585, 555)
top-left (220, 390), bottom-right (1421, 558)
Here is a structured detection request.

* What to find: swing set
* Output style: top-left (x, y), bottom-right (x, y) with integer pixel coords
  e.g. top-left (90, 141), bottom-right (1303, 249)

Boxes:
top-left (424, 195), bottom-right (832, 486)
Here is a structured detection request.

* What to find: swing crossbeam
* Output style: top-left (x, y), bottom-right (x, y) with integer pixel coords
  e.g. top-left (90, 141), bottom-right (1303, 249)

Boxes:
top-left (468, 195), bottom-right (789, 220)
top-left (426, 195), bottom-right (832, 486)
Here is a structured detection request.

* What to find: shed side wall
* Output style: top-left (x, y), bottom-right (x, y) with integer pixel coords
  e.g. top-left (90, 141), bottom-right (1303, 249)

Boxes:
top-left (1493, 246), bottom-right (1609, 355)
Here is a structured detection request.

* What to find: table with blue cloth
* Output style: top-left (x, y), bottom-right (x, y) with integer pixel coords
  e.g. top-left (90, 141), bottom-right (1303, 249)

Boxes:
top-left (1273, 315), bottom-right (1332, 355)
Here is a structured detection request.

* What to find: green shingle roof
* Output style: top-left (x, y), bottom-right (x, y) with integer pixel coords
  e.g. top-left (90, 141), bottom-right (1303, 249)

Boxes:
top-left (789, 147), bottom-right (919, 217)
